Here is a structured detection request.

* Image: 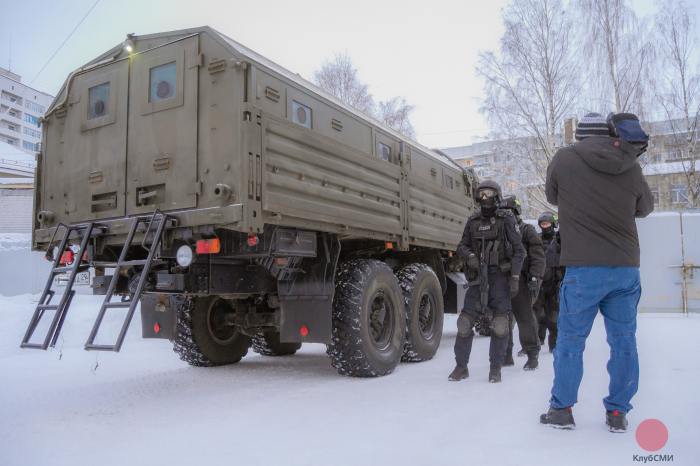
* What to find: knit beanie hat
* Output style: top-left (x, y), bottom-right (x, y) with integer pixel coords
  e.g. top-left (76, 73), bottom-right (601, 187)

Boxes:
top-left (575, 112), bottom-right (611, 140)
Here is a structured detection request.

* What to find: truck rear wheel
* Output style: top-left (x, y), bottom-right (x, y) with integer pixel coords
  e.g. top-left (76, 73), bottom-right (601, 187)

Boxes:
top-left (252, 331), bottom-right (302, 356)
top-left (173, 296), bottom-right (252, 367)
top-left (396, 263), bottom-right (444, 362)
top-left (326, 259), bottom-right (405, 377)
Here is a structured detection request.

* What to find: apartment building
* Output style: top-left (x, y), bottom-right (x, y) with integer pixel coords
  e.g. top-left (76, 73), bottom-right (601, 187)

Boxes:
top-left (0, 67), bottom-right (54, 155)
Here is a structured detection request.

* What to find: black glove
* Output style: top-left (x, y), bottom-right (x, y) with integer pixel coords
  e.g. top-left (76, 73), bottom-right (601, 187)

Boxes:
top-left (509, 275), bottom-right (520, 298)
top-left (528, 277), bottom-right (542, 302)
top-left (467, 253), bottom-right (479, 272)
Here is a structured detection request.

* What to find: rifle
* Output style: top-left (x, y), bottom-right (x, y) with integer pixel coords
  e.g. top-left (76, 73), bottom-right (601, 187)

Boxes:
top-left (479, 239), bottom-right (492, 321)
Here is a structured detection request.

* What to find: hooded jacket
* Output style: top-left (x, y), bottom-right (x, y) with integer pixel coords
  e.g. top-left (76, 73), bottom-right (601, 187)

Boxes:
top-left (545, 136), bottom-right (654, 267)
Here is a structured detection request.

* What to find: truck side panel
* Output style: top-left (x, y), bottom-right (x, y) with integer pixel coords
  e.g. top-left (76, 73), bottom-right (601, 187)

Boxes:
top-left (261, 114), bottom-right (403, 238)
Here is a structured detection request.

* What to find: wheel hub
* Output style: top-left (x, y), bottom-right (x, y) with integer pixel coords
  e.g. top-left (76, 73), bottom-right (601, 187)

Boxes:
top-left (368, 290), bottom-right (395, 350)
top-left (206, 298), bottom-right (238, 345)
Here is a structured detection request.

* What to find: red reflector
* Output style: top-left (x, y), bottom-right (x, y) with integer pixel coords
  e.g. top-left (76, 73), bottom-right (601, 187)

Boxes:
top-left (59, 250), bottom-right (74, 265)
top-left (299, 325), bottom-right (309, 337)
top-left (196, 238), bottom-right (221, 254)
top-left (153, 322), bottom-right (160, 334)
top-left (247, 234), bottom-right (258, 247)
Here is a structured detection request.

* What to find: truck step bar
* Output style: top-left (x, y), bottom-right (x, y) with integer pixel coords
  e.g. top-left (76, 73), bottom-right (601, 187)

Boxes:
top-left (84, 211), bottom-right (170, 352)
top-left (21, 211), bottom-right (171, 352)
top-left (21, 222), bottom-right (96, 349)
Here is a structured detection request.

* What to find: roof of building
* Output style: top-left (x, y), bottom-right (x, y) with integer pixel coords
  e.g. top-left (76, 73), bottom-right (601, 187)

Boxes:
top-left (0, 67), bottom-right (55, 99)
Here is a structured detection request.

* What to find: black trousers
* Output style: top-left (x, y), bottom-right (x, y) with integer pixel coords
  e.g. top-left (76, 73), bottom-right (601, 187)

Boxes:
top-left (507, 275), bottom-right (541, 357)
top-left (454, 267), bottom-right (511, 369)
top-left (535, 282), bottom-right (559, 350)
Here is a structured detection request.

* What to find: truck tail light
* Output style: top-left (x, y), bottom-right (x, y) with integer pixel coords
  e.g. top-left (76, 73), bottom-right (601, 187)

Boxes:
top-left (196, 238), bottom-right (221, 254)
top-left (247, 233), bottom-right (258, 247)
top-left (59, 250), bottom-right (75, 265)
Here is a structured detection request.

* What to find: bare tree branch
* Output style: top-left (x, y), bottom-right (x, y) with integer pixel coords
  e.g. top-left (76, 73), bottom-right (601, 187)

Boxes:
top-left (313, 52), bottom-right (416, 138)
top-left (476, 0), bottom-right (580, 217)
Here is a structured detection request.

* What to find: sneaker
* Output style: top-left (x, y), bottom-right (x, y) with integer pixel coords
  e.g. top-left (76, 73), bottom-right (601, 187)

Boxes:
top-left (606, 410), bottom-right (628, 433)
top-left (517, 349), bottom-right (526, 357)
top-left (448, 366), bottom-right (469, 381)
top-left (540, 407), bottom-right (576, 429)
top-left (523, 355), bottom-right (539, 371)
top-left (503, 353), bottom-right (515, 366)
top-left (488, 367), bottom-right (502, 383)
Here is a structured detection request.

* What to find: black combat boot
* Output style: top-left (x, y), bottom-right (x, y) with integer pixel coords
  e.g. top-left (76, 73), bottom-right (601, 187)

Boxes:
top-left (448, 365), bottom-right (469, 381)
top-left (540, 407), bottom-right (575, 429)
top-left (503, 353), bottom-right (515, 366)
top-left (606, 410), bottom-right (628, 433)
top-left (523, 354), bottom-right (539, 370)
top-left (488, 366), bottom-right (502, 383)
top-left (517, 348), bottom-right (526, 357)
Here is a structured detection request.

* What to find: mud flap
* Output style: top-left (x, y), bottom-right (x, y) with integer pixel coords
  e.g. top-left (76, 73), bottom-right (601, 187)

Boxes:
top-left (278, 233), bottom-right (340, 344)
top-left (140, 294), bottom-right (176, 339)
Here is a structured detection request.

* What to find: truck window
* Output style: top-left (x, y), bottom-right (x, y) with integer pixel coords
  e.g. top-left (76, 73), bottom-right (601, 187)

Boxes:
top-left (292, 100), bottom-right (312, 129)
top-left (88, 82), bottom-right (110, 120)
top-left (149, 62), bottom-right (177, 102)
top-left (377, 142), bottom-right (392, 162)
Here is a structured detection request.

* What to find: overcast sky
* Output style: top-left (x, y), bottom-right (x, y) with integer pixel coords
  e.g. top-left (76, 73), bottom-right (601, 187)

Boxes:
top-left (0, 0), bottom-right (679, 148)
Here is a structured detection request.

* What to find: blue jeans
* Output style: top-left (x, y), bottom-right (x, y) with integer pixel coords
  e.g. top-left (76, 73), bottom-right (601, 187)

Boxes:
top-left (550, 266), bottom-right (641, 413)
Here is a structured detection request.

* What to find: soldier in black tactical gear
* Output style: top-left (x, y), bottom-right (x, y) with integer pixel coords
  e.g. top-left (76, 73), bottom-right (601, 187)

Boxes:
top-left (500, 196), bottom-right (545, 371)
top-left (449, 180), bottom-right (526, 383)
top-left (534, 211), bottom-right (564, 352)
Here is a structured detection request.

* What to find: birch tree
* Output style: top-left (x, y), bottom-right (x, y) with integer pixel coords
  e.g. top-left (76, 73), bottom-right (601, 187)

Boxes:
top-left (654, 0), bottom-right (700, 207)
top-left (476, 0), bottom-right (580, 215)
top-left (577, 0), bottom-right (654, 116)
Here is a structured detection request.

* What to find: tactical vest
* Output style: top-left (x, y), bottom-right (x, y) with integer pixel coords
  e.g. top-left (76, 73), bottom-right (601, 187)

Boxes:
top-left (541, 232), bottom-right (562, 283)
top-left (468, 210), bottom-right (513, 270)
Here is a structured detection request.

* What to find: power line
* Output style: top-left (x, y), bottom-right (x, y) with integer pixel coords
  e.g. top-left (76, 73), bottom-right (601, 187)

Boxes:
top-left (30, 0), bottom-right (103, 85)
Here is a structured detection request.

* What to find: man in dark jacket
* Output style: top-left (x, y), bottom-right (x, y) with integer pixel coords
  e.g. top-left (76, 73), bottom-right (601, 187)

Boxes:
top-left (500, 195), bottom-right (545, 371)
top-left (540, 113), bottom-right (654, 432)
top-left (449, 180), bottom-right (526, 384)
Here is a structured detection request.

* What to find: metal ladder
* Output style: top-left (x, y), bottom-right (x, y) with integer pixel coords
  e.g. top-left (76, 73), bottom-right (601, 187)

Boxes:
top-left (85, 211), bottom-right (170, 352)
top-left (21, 223), bottom-right (97, 349)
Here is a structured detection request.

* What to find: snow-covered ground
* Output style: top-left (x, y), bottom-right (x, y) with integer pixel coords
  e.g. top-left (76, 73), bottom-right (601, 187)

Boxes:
top-left (1, 294), bottom-right (698, 466)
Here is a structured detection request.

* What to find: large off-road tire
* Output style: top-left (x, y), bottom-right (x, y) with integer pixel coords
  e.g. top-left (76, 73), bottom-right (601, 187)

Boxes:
top-left (326, 259), bottom-right (406, 377)
top-left (252, 331), bottom-right (302, 356)
top-left (172, 295), bottom-right (252, 367)
top-left (396, 263), bottom-right (444, 362)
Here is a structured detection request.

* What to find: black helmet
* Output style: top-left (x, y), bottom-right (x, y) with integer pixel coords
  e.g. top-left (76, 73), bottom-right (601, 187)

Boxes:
top-left (500, 195), bottom-right (521, 216)
top-left (476, 180), bottom-right (502, 202)
top-left (538, 211), bottom-right (558, 229)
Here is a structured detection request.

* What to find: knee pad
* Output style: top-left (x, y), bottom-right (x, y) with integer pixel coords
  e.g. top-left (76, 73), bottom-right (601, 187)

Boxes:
top-left (491, 315), bottom-right (509, 337)
top-left (457, 313), bottom-right (475, 337)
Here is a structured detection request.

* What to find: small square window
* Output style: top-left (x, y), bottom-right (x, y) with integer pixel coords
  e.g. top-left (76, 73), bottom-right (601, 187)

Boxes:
top-left (292, 100), bottom-right (312, 128)
top-left (88, 82), bottom-right (110, 120)
top-left (378, 142), bottom-right (392, 162)
top-left (149, 62), bottom-right (177, 102)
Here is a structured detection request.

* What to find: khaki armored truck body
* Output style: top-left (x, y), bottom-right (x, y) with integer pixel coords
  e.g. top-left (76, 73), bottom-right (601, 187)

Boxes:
top-left (25, 27), bottom-right (477, 376)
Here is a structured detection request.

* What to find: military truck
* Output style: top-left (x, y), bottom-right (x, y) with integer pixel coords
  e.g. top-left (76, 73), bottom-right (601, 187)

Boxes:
top-left (23, 27), bottom-right (477, 377)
